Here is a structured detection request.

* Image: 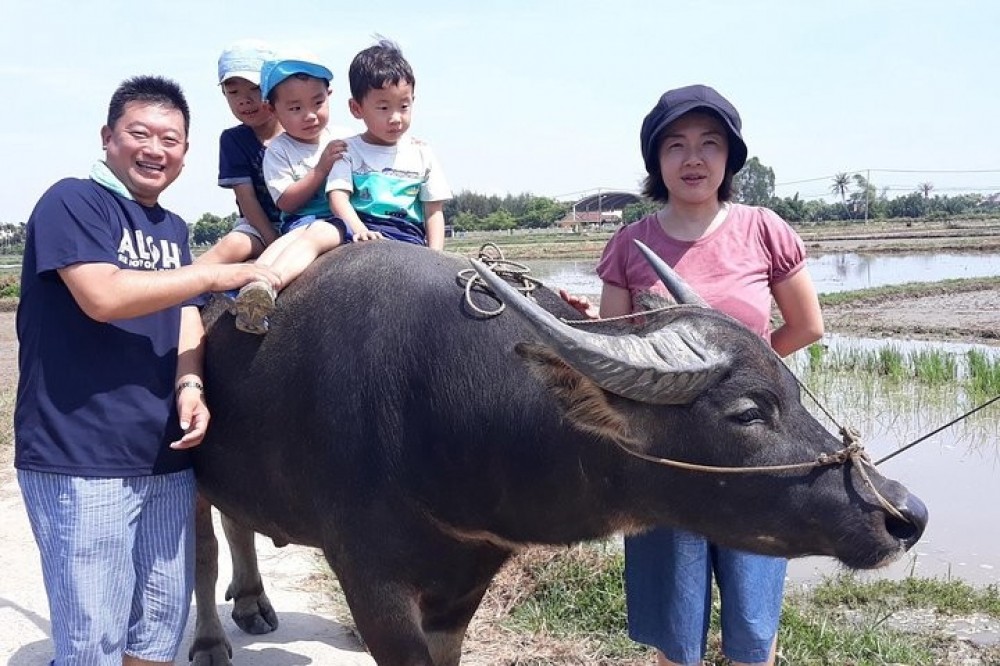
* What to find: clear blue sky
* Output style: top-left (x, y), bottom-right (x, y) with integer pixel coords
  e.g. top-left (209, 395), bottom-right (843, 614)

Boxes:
top-left (2, 0), bottom-right (998, 224)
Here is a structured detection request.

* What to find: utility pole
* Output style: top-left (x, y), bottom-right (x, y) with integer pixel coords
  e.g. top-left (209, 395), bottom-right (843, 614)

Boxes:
top-left (865, 169), bottom-right (870, 224)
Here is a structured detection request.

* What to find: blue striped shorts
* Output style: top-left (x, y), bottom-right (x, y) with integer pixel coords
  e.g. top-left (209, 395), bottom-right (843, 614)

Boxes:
top-left (18, 468), bottom-right (197, 665)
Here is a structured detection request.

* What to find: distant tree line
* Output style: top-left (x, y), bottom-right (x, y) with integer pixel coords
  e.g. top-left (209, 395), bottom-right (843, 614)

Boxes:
top-left (0, 222), bottom-right (26, 254)
top-left (190, 212), bottom-right (239, 246)
top-left (733, 157), bottom-right (1000, 224)
top-left (187, 194), bottom-right (571, 245)
top-left (442, 191), bottom-right (569, 232)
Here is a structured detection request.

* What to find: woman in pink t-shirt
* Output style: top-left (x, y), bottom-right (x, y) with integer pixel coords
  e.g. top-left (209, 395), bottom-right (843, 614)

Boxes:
top-left (569, 86), bottom-right (823, 666)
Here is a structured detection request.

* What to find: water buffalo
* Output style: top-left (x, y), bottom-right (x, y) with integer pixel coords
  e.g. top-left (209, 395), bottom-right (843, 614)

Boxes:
top-left (189, 240), bottom-right (927, 666)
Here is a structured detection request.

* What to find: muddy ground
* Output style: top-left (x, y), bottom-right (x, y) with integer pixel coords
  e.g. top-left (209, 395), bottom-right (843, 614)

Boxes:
top-left (819, 284), bottom-right (1000, 345)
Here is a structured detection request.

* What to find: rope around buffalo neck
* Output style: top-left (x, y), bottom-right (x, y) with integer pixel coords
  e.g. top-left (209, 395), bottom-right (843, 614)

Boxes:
top-left (457, 243), bottom-right (544, 316)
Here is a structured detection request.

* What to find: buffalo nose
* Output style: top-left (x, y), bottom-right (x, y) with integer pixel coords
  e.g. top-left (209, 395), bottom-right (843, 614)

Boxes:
top-left (886, 492), bottom-right (928, 550)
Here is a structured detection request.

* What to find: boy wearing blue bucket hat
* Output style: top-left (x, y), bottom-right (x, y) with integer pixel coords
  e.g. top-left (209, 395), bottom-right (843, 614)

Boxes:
top-left (232, 53), bottom-right (354, 334)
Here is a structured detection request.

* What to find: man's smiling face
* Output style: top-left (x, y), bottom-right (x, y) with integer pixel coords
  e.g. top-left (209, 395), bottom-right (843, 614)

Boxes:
top-left (101, 101), bottom-right (188, 206)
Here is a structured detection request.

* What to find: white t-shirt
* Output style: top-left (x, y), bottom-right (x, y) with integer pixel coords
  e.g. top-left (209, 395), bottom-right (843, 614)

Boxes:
top-left (325, 134), bottom-right (451, 243)
top-left (327, 133), bottom-right (451, 203)
top-left (262, 125), bottom-right (353, 220)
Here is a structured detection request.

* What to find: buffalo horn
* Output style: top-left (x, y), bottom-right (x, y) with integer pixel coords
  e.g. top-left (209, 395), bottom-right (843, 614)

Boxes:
top-left (471, 260), bottom-right (730, 405)
top-left (634, 240), bottom-right (709, 307)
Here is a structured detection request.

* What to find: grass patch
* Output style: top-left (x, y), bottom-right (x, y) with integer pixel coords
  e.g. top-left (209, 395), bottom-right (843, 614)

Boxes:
top-left (776, 601), bottom-right (935, 665)
top-left (810, 574), bottom-right (1000, 617)
top-left (503, 545), bottom-right (646, 660)
top-left (818, 276), bottom-right (1000, 308)
top-left (0, 273), bottom-right (19, 298)
top-left (449, 547), bottom-right (1000, 664)
top-left (0, 272), bottom-right (19, 311)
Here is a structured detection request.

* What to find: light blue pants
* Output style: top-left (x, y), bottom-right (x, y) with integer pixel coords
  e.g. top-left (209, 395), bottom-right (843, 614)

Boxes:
top-left (18, 469), bottom-right (196, 665)
top-left (625, 526), bottom-right (786, 664)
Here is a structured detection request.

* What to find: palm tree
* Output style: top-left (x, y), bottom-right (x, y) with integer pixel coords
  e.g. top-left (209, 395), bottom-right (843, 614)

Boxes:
top-left (918, 182), bottom-right (934, 199)
top-left (831, 173), bottom-right (851, 216)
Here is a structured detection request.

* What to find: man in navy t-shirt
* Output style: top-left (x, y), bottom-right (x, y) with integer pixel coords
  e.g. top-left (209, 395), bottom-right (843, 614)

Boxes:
top-left (14, 75), bottom-right (280, 665)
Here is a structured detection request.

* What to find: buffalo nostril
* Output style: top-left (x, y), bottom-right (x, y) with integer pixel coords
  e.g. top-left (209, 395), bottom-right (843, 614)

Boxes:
top-left (886, 493), bottom-right (929, 548)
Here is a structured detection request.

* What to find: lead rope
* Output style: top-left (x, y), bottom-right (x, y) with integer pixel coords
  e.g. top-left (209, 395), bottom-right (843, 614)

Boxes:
top-left (873, 393), bottom-right (1000, 466)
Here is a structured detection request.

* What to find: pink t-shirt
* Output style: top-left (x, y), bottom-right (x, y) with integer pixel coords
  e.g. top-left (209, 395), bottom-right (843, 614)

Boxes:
top-left (596, 204), bottom-right (806, 339)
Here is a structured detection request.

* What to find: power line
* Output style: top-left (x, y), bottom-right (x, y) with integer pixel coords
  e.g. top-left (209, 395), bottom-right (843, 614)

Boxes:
top-left (867, 168), bottom-right (1000, 174)
top-left (776, 167), bottom-right (1000, 189)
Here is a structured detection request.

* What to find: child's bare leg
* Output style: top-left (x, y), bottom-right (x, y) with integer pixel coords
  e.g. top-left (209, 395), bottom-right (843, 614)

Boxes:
top-left (267, 221), bottom-right (344, 286)
top-left (230, 227), bottom-right (308, 334)
top-left (196, 231), bottom-right (263, 265)
top-left (254, 225), bottom-right (309, 268)
top-left (233, 221), bottom-right (344, 334)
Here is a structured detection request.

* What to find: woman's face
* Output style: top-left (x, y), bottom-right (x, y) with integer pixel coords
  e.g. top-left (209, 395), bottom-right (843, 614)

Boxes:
top-left (656, 110), bottom-right (729, 206)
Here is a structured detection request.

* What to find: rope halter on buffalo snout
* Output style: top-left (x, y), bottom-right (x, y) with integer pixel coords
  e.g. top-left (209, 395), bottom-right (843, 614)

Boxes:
top-left (463, 240), bottom-right (911, 525)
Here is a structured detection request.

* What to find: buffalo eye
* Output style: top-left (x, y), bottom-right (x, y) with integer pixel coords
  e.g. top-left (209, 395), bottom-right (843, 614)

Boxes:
top-left (735, 407), bottom-right (766, 425)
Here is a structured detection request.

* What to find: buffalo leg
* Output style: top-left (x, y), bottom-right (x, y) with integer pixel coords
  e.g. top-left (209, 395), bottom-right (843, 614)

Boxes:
top-left (327, 542), bottom-right (508, 666)
top-left (220, 513), bottom-right (278, 634)
top-left (189, 493), bottom-right (233, 666)
top-left (420, 582), bottom-right (494, 666)
top-left (334, 573), bottom-right (437, 666)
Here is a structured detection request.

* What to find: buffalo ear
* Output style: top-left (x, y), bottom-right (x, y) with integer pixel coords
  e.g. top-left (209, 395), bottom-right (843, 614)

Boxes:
top-left (515, 342), bottom-right (632, 443)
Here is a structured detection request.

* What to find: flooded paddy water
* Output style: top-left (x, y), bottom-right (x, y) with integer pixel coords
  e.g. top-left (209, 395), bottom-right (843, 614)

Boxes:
top-left (787, 335), bottom-right (1000, 586)
top-left (526, 251), bottom-right (1000, 301)
top-left (531, 251), bottom-right (1000, 586)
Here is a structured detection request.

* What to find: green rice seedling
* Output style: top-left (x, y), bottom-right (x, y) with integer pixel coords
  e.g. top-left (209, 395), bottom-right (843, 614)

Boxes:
top-left (806, 343), bottom-right (825, 373)
top-left (908, 348), bottom-right (957, 386)
top-left (826, 345), bottom-right (866, 373)
top-left (967, 349), bottom-right (1000, 397)
top-left (875, 346), bottom-right (906, 379)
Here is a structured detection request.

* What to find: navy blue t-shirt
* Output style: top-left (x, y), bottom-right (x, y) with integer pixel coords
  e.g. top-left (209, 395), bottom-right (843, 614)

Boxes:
top-left (15, 178), bottom-right (195, 477)
top-left (219, 124), bottom-right (282, 232)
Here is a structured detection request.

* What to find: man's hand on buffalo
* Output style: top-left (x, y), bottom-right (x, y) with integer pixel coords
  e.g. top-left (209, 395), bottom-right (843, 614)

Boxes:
top-left (172, 383), bottom-right (209, 450)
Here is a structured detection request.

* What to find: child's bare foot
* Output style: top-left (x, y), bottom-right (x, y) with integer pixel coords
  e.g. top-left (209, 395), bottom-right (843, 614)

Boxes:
top-left (234, 280), bottom-right (276, 334)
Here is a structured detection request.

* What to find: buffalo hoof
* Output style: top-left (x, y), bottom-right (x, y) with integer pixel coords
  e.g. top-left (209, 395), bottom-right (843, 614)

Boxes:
top-left (229, 587), bottom-right (279, 635)
top-left (188, 636), bottom-right (233, 666)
